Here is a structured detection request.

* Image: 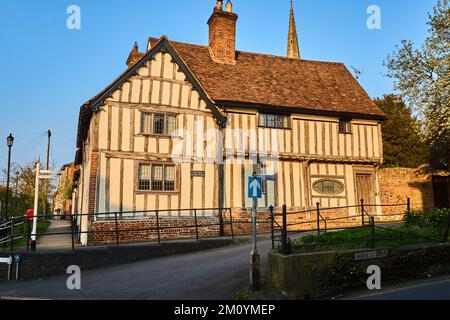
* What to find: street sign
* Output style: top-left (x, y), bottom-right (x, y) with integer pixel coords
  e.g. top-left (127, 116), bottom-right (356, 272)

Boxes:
top-left (248, 176), bottom-right (263, 199)
top-left (0, 257), bottom-right (12, 265)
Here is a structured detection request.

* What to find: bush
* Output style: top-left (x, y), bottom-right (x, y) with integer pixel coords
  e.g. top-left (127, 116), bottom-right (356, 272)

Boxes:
top-left (404, 210), bottom-right (426, 228)
top-left (405, 208), bottom-right (450, 230)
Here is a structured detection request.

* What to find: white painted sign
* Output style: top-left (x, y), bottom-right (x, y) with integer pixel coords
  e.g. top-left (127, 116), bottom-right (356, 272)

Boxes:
top-left (355, 250), bottom-right (389, 261)
top-left (0, 257), bottom-right (13, 265)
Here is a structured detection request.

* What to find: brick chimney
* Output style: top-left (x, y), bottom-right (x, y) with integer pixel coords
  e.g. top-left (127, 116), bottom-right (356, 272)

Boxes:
top-left (208, 0), bottom-right (238, 65)
top-left (126, 42), bottom-right (144, 68)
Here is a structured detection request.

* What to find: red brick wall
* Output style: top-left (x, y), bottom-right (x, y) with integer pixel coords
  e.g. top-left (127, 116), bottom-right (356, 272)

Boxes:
top-left (208, 9), bottom-right (238, 65)
top-left (88, 152), bottom-right (98, 214)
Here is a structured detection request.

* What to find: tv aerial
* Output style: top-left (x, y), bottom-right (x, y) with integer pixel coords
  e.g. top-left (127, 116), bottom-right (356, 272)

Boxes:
top-left (351, 66), bottom-right (363, 80)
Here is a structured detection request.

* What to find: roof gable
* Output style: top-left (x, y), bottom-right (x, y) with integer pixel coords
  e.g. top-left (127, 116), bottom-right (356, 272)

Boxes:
top-left (77, 37), bottom-right (227, 148)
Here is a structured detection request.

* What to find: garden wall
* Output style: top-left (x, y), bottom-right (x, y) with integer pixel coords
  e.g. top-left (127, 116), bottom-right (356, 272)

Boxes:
top-left (378, 166), bottom-right (448, 213)
top-left (268, 242), bottom-right (450, 299)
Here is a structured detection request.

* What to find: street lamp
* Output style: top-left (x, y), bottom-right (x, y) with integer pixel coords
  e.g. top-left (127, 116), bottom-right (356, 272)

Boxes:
top-left (3, 134), bottom-right (14, 222)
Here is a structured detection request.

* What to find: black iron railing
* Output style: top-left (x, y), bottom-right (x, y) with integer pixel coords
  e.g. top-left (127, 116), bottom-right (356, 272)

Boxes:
top-left (0, 207), bottom-right (241, 252)
top-left (270, 198), bottom-right (449, 254)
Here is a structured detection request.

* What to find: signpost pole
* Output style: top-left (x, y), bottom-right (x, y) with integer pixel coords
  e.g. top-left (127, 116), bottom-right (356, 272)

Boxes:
top-left (249, 173), bottom-right (260, 292)
top-left (31, 161), bottom-right (40, 252)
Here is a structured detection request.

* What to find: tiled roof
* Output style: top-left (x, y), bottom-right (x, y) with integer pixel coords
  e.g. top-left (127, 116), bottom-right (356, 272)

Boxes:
top-left (152, 37), bottom-right (385, 118)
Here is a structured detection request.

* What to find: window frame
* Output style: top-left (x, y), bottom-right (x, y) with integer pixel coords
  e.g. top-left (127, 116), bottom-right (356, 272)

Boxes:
top-left (258, 113), bottom-right (292, 130)
top-left (136, 162), bottom-right (179, 194)
top-left (139, 112), bottom-right (178, 137)
top-left (312, 179), bottom-right (345, 196)
top-left (339, 119), bottom-right (353, 134)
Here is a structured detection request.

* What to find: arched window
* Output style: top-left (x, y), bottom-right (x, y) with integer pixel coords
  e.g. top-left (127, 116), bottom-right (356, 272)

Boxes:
top-left (313, 179), bottom-right (345, 195)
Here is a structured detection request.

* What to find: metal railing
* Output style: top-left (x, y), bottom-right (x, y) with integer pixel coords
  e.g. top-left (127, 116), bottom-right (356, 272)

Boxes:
top-left (269, 197), bottom-right (449, 254)
top-left (0, 207), bottom-right (241, 252)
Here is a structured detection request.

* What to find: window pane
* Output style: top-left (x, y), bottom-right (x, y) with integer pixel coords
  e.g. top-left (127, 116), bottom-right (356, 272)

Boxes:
top-left (141, 113), bottom-right (152, 134)
top-left (164, 166), bottom-right (176, 191)
top-left (153, 114), bottom-right (165, 135)
top-left (259, 114), bottom-right (266, 127)
top-left (166, 115), bottom-right (177, 135)
top-left (138, 164), bottom-right (151, 191)
top-left (259, 113), bottom-right (289, 129)
top-left (152, 165), bottom-right (164, 191)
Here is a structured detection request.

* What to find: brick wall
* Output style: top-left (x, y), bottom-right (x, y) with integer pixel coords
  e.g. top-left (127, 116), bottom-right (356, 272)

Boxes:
top-left (88, 152), bottom-right (98, 214)
top-left (378, 166), bottom-right (447, 214)
top-left (0, 239), bottom-right (234, 281)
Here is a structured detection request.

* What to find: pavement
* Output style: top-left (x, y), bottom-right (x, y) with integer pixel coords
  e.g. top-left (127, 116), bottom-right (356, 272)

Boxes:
top-left (37, 219), bottom-right (75, 250)
top-left (0, 239), bottom-right (273, 300)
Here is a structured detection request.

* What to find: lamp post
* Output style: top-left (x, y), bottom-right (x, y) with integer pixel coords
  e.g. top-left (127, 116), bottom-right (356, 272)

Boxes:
top-left (3, 134), bottom-right (14, 222)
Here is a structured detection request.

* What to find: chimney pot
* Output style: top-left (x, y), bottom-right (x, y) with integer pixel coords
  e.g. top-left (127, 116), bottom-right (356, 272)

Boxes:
top-left (226, 1), bottom-right (232, 13)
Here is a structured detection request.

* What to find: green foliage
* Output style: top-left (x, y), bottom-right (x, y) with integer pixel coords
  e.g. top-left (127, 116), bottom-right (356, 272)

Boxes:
top-left (293, 225), bottom-right (441, 253)
top-left (375, 95), bottom-right (429, 167)
top-left (63, 182), bottom-right (74, 201)
top-left (385, 0), bottom-right (450, 169)
top-left (404, 208), bottom-right (450, 230)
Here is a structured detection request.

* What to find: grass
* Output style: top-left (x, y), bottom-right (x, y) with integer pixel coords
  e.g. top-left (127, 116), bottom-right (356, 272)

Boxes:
top-left (232, 277), bottom-right (287, 300)
top-left (292, 225), bottom-right (443, 253)
top-left (1, 219), bottom-right (51, 249)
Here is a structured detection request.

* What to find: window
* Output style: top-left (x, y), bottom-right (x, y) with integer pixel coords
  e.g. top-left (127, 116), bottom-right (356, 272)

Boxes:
top-left (313, 179), bottom-right (345, 195)
top-left (140, 112), bottom-right (177, 135)
top-left (339, 119), bottom-right (352, 134)
top-left (138, 163), bottom-right (176, 192)
top-left (259, 113), bottom-right (291, 129)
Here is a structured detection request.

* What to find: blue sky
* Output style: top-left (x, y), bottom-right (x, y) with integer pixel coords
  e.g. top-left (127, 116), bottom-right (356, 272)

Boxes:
top-left (0, 0), bottom-right (436, 176)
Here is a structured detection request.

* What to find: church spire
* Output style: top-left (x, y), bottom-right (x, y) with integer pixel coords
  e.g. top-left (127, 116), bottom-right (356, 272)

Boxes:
top-left (287, 0), bottom-right (301, 59)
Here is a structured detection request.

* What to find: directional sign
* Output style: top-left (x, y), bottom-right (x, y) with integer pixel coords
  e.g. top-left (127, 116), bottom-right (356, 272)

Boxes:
top-left (0, 257), bottom-right (12, 265)
top-left (248, 177), bottom-right (263, 199)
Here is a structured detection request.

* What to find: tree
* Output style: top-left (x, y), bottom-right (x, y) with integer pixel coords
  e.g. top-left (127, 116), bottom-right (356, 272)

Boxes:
top-left (375, 95), bottom-right (429, 168)
top-left (0, 162), bottom-right (56, 218)
top-left (385, 0), bottom-right (450, 170)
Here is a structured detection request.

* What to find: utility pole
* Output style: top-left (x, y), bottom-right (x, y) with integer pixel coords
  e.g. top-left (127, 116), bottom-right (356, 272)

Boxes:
top-left (44, 130), bottom-right (51, 219)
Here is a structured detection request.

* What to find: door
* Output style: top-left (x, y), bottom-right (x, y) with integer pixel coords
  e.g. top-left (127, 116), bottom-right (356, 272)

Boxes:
top-left (355, 173), bottom-right (376, 214)
top-left (433, 176), bottom-right (449, 209)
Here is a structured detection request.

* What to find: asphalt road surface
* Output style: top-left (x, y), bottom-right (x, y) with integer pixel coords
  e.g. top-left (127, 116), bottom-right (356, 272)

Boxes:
top-left (0, 240), bottom-right (272, 300)
top-left (346, 277), bottom-right (450, 300)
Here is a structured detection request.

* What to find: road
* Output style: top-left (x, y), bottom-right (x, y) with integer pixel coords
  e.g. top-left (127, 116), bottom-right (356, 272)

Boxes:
top-left (346, 277), bottom-right (450, 300)
top-left (0, 240), bottom-right (273, 300)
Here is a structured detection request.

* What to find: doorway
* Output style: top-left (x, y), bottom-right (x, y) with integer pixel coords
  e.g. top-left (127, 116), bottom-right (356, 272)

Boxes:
top-left (433, 176), bottom-right (449, 209)
top-left (355, 173), bottom-right (376, 214)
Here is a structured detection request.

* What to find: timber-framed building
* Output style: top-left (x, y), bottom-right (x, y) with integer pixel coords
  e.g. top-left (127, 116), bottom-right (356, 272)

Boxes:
top-left (74, 1), bottom-right (386, 245)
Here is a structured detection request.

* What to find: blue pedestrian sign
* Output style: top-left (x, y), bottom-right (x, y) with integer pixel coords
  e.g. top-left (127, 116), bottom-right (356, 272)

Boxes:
top-left (248, 176), bottom-right (263, 199)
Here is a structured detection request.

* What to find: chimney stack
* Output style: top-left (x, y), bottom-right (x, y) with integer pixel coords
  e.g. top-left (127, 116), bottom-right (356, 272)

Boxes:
top-left (208, 0), bottom-right (238, 65)
top-left (126, 42), bottom-right (144, 68)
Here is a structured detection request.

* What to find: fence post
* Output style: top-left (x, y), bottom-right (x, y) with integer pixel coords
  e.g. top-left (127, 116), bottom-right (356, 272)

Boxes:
top-left (71, 217), bottom-right (75, 251)
top-left (194, 209), bottom-right (199, 242)
top-left (407, 197), bottom-right (411, 215)
top-left (370, 216), bottom-right (376, 248)
top-left (316, 202), bottom-right (321, 235)
top-left (26, 219), bottom-right (31, 252)
top-left (269, 206), bottom-right (275, 250)
top-left (229, 209), bottom-right (235, 241)
top-left (10, 219), bottom-right (14, 252)
top-left (114, 211), bottom-right (120, 246)
top-left (281, 205), bottom-right (288, 255)
top-left (155, 210), bottom-right (161, 245)
top-left (219, 209), bottom-right (225, 237)
top-left (361, 199), bottom-right (365, 227)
